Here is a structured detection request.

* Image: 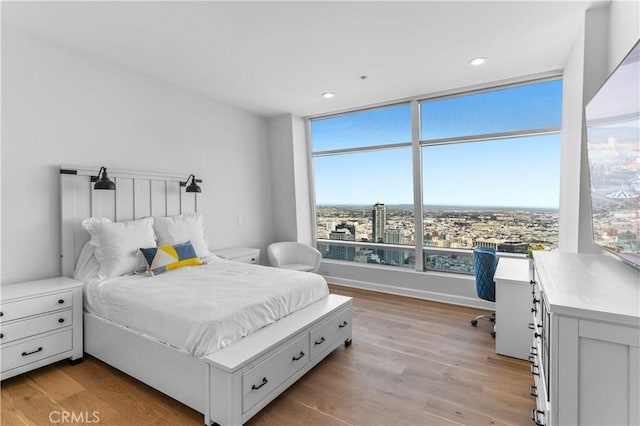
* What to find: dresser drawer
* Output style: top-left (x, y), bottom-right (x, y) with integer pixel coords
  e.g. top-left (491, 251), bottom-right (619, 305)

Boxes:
top-left (242, 333), bottom-right (309, 413)
top-left (1, 310), bottom-right (73, 345)
top-left (1, 329), bottom-right (73, 373)
top-left (1, 291), bottom-right (72, 322)
top-left (309, 308), bottom-right (351, 361)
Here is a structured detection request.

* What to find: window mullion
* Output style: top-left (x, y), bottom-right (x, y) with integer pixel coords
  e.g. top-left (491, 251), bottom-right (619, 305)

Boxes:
top-left (411, 100), bottom-right (424, 272)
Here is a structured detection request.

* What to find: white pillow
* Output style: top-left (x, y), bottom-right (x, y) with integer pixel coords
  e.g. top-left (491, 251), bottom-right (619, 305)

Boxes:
top-left (82, 217), bottom-right (156, 278)
top-left (153, 212), bottom-right (209, 258)
top-left (73, 242), bottom-right (101, 283)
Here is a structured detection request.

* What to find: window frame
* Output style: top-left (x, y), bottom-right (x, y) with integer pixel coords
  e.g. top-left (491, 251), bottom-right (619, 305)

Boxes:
top-left (308, 74), bottom-right (563, 274)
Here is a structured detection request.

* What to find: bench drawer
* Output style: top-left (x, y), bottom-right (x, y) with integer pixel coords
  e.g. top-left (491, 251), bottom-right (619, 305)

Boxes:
top-left (242, 333), bottom-right (309, 413)
top-left (310, 307), bottom-right (351, 361)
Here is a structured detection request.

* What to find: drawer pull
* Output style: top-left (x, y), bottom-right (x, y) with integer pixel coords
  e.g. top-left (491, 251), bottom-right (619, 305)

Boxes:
top-left (530, 364), bottom-right (540, 376)
top-left (531, 409), bottom-right (545, 426)
top-left (531, 307), bottom-right (538, 314)
top-left (21, 347), bottom-right (43, 357)
top-left (0, 333), bottom-right (3, 339)
top-left (534, 332), bottom-right (542, 339)
top-left (58, 299), bottom-right (65, 304)
top-left (338, 321), bottom-right (348, 328)
top-left (528, 354), bottom-right (536, 364)
top-left (58, 318), bottom-right (65, 323)
top-left (314, 337), bottom-right (326, 345)
top-left (292, 351), bottom-right (305, 361)
top-left (251, 377), bottom-right (268, 390)
top-left (532, 297), bottom-right (540, 305)
top-left (530, 280), bottom-right (536, 286)
top-left (0, 311), bottom-right (3, 317)
top-left (530, 346), bottom-right (538, 356)
top-left (530, 385), bottom-right (538, 397)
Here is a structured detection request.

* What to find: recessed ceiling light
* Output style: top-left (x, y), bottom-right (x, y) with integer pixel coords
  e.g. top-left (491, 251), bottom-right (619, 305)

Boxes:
top-left (469, 57), bottom-right (487, 66)
top-left (322, 92), bottom-right (335, 98)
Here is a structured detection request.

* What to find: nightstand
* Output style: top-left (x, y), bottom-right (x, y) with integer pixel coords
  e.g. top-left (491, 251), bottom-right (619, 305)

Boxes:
top-left (214, 247), bottom-right (261, 265)
top-left (0, 276), bottom-right (84, 380)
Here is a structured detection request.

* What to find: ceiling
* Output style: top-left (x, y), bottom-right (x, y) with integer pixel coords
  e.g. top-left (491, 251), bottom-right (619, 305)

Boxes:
top-left (2, 1), bottom-right (605, 118)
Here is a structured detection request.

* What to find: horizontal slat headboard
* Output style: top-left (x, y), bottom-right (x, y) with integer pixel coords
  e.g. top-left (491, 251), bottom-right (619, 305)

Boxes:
top-left (60, 165), bottom-right (202, 278)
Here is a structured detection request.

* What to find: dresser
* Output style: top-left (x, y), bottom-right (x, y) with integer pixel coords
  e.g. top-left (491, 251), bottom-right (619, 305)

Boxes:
top-left (214, 247), bottom-right (261, 265)
top-left (1, 277), bottom-right (83, 380)
top-left (530, 252), bottom-right (639, 426)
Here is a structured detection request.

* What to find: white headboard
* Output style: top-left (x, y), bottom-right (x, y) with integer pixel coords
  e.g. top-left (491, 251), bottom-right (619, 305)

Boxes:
top-left (60, 165), bottom-right (202, 277)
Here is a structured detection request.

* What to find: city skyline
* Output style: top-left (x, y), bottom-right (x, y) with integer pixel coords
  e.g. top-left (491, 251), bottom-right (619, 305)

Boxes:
top-left (316, 202), bottom-right (559, 271)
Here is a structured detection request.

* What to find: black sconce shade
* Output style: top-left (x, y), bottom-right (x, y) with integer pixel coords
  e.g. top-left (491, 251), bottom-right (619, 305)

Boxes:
top-left (184, 174), bottom-right (201, 193)
top-left (94, 167), bottom-right (116, 190)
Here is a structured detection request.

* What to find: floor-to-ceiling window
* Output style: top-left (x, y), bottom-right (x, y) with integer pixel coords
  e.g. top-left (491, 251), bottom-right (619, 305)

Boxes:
top-left (312, 104), bottom-right (416, 267)
top-left (310, 78), bottom-right (562, 274)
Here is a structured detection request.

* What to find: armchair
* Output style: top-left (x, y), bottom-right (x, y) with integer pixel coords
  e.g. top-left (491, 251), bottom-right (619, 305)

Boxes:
top-left (267, 242), bottom-right (322, 273)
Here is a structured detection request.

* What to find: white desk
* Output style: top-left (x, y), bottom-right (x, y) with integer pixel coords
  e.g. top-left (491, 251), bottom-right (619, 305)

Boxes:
top-left (494, 257), bottom-right (531, 360)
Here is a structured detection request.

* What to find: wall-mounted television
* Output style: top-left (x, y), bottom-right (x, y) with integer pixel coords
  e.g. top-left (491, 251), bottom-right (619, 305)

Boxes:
top-left (585, 39), bottom-right (640, 270)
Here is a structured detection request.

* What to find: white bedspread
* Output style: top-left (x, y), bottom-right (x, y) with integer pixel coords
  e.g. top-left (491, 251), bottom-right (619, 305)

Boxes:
top-left (84, 257), bottom-right (329, 358)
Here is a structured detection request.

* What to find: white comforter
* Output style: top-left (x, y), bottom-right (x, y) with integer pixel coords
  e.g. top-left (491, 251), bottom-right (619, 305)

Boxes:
top-left (84, 257), bottom-right (330, 358)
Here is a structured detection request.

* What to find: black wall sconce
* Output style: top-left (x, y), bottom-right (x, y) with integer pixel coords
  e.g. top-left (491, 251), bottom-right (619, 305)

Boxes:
top-left (181, 174), bottom-right (202, 193)
top-left (93, 167), bottom-right (116, 190)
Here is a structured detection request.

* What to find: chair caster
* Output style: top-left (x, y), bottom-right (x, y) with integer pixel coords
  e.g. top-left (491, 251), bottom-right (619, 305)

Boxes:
top-left (471, 319), bottom-right (478, 326)
top-left (490, 331), bottom-right (496, 338)
top-left (345, 338), bottom-right (352, 348)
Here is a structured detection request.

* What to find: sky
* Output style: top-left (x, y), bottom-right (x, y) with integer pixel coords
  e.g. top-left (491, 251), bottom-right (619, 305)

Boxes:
top-left (311, 80), bottom-right (563, 209)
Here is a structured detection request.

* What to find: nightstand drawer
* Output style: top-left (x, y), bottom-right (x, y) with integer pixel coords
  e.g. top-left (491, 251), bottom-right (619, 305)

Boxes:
top-left (1, 329), bottom-right (73, 373)
top-left (1, 310), bottom-right (73, 345)
top-left (1, 291), bottom-right (72, 322)
top-left (233, 254), bottom-right (259, 264)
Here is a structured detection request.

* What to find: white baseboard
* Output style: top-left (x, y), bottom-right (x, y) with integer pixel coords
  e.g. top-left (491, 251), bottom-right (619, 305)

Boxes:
top-left (324, 275), bottom-right (495, 310)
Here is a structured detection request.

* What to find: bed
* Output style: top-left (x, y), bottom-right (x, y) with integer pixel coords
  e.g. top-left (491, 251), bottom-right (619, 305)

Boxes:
top-left (60, 166), bottom-right (352, 425)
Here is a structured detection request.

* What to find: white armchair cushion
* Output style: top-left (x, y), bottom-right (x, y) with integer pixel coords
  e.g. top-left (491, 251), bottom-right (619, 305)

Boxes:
top-left (267, 242), bottom-right (322, 273)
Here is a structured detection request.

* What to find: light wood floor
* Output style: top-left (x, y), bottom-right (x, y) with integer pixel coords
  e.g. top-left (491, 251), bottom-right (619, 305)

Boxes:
top-left (1, 285), bottom-right (534, 425)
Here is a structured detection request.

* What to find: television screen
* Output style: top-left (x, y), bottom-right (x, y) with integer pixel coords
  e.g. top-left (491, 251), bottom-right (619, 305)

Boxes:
top-left (585, 40), bottom-right (640, 269)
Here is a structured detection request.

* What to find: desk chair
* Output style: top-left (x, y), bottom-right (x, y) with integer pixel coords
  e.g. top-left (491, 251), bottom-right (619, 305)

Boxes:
top-left (267, 242), bottom-right (322, 273)
top-left (471, 247), bottom-right (498, 337)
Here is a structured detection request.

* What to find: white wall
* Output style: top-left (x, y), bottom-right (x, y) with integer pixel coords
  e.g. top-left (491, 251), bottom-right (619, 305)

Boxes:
top-left (267, 114), bottom-right (313, 246)
top-left (608, 1), bottom-right (640, 71)
top-left (1, 26), bottom-right (274, 284)
top-left (558, 5), bottom-right (609, 254)
top-left (267, 115), bottom-right (297, 243)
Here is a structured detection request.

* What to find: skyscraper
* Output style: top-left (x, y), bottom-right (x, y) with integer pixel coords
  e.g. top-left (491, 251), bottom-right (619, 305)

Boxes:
top-left (372, 202), bottom-right (386, 243)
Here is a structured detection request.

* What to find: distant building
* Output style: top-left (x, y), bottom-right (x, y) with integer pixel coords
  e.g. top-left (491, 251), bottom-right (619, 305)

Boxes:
top-left (372, 202), bottom-right (386, 243)
top-left (383, 227), bottom-right (407, 265)
top-left (476, 240), bottom-right (500, 250)
top-left (498, 242), bottom-right (529, 254)
top-left (328, 227), bottom-right (355, 261)
top-left (336, 222), bottom-right (356, 236)
top-left (384, 227), bottom-right (406, 244)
